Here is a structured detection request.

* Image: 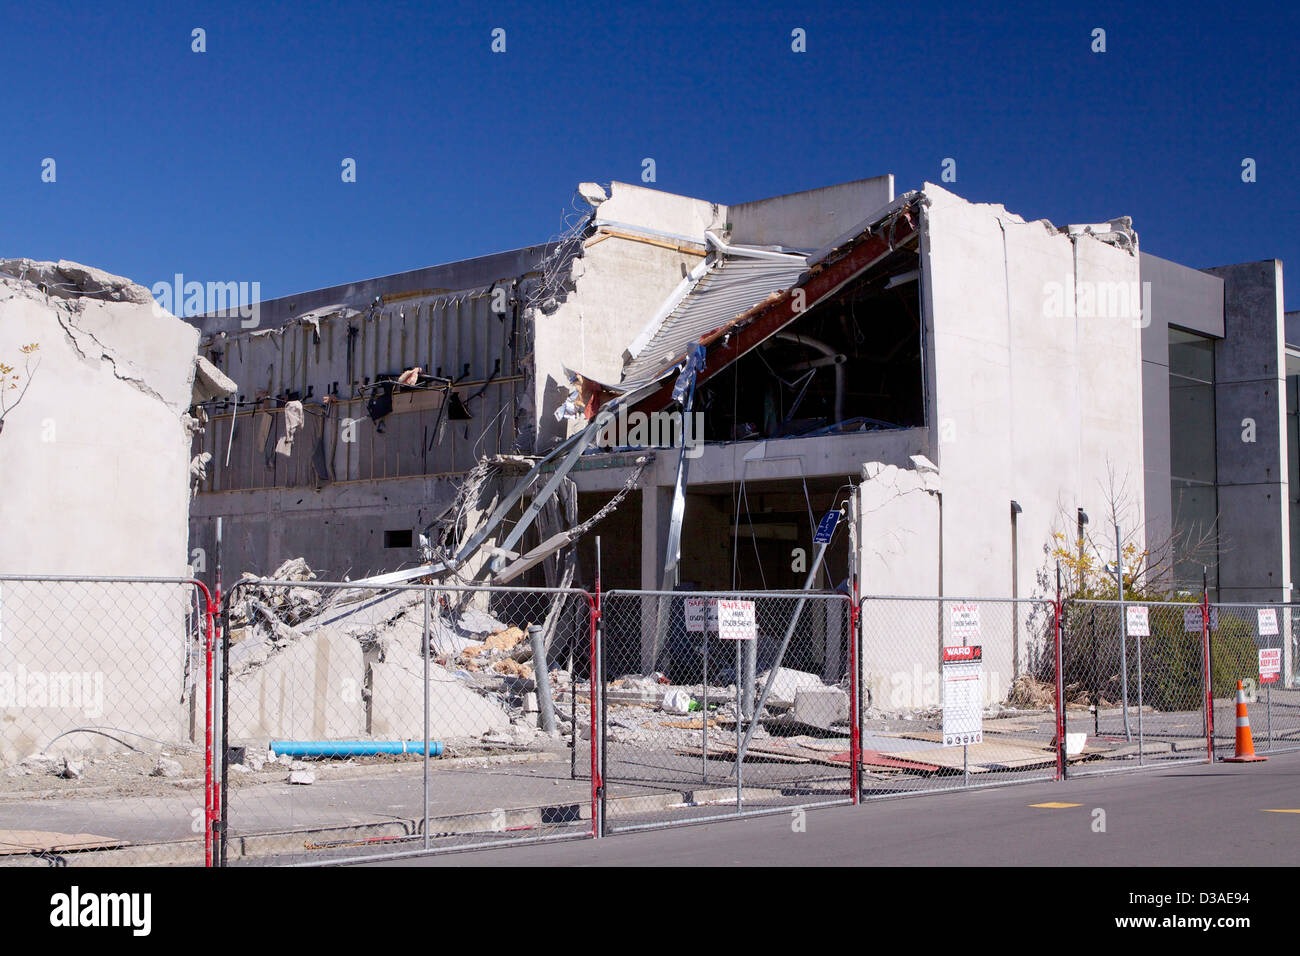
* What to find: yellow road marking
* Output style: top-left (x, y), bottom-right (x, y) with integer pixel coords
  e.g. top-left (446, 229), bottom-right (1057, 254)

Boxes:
top-left (1030, 802), bottom-right (1082, 809)
top-left (1262, 809), bottom-right (1300, 814)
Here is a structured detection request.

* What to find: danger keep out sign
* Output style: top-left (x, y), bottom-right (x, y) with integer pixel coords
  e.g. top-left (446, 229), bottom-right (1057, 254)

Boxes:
top-left (942, 645), bottom-right (983, 747)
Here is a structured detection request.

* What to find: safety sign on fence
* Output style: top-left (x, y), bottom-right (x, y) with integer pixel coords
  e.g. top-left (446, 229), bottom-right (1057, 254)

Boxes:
top-left (951, 602), bottom-right (980, 642)
top-left (717, 599), bottom-right (756, 641)
top-left (1259, 648), bottom-right (1282, 685)
top-left (1126, 605), bottom-right (1150, 637)
top-left (1258, 608), bottom-right (1279, 636)
top-left (684, 597), bottom-right (718, 632)
top-left (942, 644), bottom-right (983, 746)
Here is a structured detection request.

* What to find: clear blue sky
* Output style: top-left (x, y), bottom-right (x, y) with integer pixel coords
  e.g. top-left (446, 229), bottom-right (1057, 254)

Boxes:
top-left (3, 1), bottom-right (1297, 307)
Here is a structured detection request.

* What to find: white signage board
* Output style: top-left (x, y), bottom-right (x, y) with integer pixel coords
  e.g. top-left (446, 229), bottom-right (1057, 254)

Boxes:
top-left (941, 645), bottom-right (983, 746)
top-left (951, 603), bottom-right (980, 641)
top-left (684, 597), bottom-right (718, 633)
top-left (1258, 608), bottom-right (1279, 637)
top-left (1259, 648), bottom-right (1282, 685)
top-left (717, 599), bottom-right (757, 641)
top-left (1126, 605), bottom-right (1150, 637)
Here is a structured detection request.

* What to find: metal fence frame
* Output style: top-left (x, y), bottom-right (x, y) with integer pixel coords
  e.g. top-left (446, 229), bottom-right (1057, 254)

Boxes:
top-left (596, 588), bottom-right (859, 834)
top-left (0, 574), bottom-right (219, 866)
top-left (857, 594), bottom-right (1063, 800)
top-left (218, 580), bottom-right (597, 866)
top-left (1208, 602), bottom-right (1300, 756)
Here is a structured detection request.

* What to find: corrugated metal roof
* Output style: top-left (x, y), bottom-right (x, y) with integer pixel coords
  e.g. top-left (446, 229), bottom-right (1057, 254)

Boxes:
top-left (621, 254), bottom-right (806, 384)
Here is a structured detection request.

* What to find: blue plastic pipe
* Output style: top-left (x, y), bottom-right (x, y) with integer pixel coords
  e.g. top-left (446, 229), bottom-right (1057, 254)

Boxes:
top-left (269, 740), bottom-right (444, 757)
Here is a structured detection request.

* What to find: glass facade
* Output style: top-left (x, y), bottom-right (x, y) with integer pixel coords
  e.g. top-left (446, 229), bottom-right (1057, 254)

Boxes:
top-left (1167, 327), bottom-right (1218, 591)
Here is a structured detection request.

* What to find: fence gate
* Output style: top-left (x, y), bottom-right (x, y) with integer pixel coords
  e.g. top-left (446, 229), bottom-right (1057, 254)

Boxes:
top-left (218, 581), bottom-right (596, 865)
top-left (858, 596), bottom-right (1061, 796)
top-left (1060, 599), bottom-right (1211, 774)
top-left (0, 575), bottom-right (218, 866)
top-left (597, 590), bottom-right (857, 833)
top-left (1208, 603), bottom-right (1300, 756)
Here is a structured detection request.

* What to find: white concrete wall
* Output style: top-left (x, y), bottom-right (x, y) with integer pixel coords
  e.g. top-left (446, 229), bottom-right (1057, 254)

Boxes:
top-left (919, 184), bottom-right (1145, 603)
top-left (0, 264), bottom-right (201, 761)
top-left (727, 175), bottom-right (894, 251)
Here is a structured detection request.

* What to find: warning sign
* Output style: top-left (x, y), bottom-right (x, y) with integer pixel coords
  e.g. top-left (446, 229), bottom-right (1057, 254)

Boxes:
top-left (1259, 648), bottom-right (1282, 685)
top-left (942, 645), bottom-right (983, 747)
top-left (1126, 605), bottom-right (1150, 637)
top-left (717, 599), bottom-right (756, 641)
top-left (951, 603), bottom-right (980, 641)
top-left (1258, 608), bottom-right (1279, 637)
top-left (684, 597), bottom-right (718, 633)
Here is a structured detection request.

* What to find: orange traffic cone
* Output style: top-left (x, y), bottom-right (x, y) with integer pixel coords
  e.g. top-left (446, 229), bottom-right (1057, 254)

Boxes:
top-left (1223, 680), bottom-right (1268, 763)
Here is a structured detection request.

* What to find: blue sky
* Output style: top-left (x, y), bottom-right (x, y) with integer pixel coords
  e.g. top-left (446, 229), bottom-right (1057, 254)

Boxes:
top-left (3, 1), bottom-right (1296, 306)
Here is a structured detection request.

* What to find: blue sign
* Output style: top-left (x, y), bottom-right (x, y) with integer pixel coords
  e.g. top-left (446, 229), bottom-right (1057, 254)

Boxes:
top-left (813, 510), bottom-right (840, 544)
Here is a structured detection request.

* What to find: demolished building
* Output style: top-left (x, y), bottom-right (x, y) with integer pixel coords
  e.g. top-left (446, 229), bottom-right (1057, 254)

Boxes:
top-left (185, 176), bottom-right (1295, 701)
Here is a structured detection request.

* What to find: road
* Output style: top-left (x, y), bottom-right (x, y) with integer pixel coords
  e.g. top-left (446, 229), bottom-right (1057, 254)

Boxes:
top-left (372, 752), bottom-right (1300, 866)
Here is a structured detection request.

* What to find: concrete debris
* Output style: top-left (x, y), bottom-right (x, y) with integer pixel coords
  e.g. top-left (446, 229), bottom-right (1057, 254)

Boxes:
top-left (287, 770), bottom-right (315, 785)
top-left (191, 353), bottom-right (237, 404)
top-left (661, 689), bottom-right (693, 715)
top-left (20, 753), bottom-right (62, 775)
top-left (151, 756), bottom-right (182, 778)
top-left (756, 667), bottom-right (829, 707)
top-left (0, 258), bottom-right (155, 305)
top-left (59, 758), bottom-right (85, 780)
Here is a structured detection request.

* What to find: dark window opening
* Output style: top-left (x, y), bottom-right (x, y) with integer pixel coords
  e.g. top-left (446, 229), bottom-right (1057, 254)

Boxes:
top-left (384, 529), bottom-right (414, 549)
top-left (697, 254), bottom-right (924, 441)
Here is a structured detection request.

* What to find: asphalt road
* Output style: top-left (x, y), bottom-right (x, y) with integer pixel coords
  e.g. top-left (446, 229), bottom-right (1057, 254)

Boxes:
top-left (371, 752), bottom-right (1300, 866)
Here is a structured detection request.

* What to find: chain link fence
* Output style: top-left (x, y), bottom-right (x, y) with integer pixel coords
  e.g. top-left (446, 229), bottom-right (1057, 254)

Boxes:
top-left (858, 596), bottom-right (1062, 796)
top-left (218, 580), bottom-right (596, 865)
top-left (0, 575), bottom-right (218, 866)
top-left (597, 590), bottom-right (857, 832)
top-left (1209, 604), bottom-right (1300, 755)
top-left (1059, 599), bottom-right (1211, 774)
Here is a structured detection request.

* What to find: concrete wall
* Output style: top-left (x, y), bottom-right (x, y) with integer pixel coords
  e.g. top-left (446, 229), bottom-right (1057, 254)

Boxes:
top-left (1204, 260), bottom-right (1290, 602)
top-left (727, 176), bottom-right (894, 251)
top-left (917, 184), bottom-right (1146, 606)
top-left (0, 262), bottom-right (201, 761)
top-left (534, 233), bottom-right (705, 447)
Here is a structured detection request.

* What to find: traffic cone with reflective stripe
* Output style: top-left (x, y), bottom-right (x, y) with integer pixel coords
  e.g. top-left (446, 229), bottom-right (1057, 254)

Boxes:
top-left (1223, 680), bottom-right (1267, 763)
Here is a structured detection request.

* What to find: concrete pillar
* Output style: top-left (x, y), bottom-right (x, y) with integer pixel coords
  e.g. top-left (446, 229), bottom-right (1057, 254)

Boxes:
top-left (1204, 261), bottom-right (1290, 606)
top-left (640, 485), bottom-right (673, 672)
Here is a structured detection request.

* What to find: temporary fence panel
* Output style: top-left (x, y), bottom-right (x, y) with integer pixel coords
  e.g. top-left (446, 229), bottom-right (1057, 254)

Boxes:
top-left (1060, 599), bottom-right (1210, 775)
top-left (858, 596), bottom-right (1060, 796)
top-left (1209, 604), bottom-right (1300, 755)
top-left (0, 575), bottom-right (218, 866)
top-left (598, 590), bottom-right (857, 832)
top-left (219, 581), bottom-right (596, 865)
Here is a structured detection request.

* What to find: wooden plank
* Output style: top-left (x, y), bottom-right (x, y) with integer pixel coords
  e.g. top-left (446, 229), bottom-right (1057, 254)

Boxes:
top-left (0, 830), bottom-right (128, 855)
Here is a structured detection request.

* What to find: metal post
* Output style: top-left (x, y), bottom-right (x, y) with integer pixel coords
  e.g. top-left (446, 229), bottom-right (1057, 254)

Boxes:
top-left (423, 588), bottom-right (431, 851)
top-left (733, 538), bottom-right (832, 772)
top-left (569, 642), bottom-right (577, 781)
top-left (596, 537), bottom-right (606, 837)
top-left (216, 517), bottom-right (229, 867)
top-left (1203, 567), bottom-right (1214, 758)
top-left (742, 636), bottom-right (756, 719)
top-left (1056, 562), bottom-right (1066, 781)
top-left (1136, 620), bottom-right (1144, 765)
top-left (702, 623), bottom-right (709, 783)
top-left (530, 624), bottom-right (557, 734)
top-left (735, 637), bottom-right (743, 813)
top-left (1115, 523), bottom-right (1131, 742)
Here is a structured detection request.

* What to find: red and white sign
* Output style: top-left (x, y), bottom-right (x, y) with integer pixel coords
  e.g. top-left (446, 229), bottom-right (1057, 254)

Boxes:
top-left (942, 645), bottom-right (983, 746)
top-left (1257, 608), bottom-right (1279, 637)
top-left (1259, 648), bottom-right (1282, 685)
top-left (951, 603), bottom-right (980, 641)
top-left (1126, 605), bottom-right (1150, 637)
top-left (684, 597), bottom-right (718, 633)
top-left (717, 599), bottom-right (756, 641)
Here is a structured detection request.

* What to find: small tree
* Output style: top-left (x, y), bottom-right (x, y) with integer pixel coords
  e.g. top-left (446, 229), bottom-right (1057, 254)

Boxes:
top-left (0, 343), bottom-right (40, 437)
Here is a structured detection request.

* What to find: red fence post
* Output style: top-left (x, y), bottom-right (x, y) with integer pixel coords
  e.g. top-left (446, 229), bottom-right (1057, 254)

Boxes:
top-left (1054, 594), bottom-right (1065, 781)
top-left (1202, 590), bottom-right (1213, 761)
top-left (849, 585), bottom-right (861, 804)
